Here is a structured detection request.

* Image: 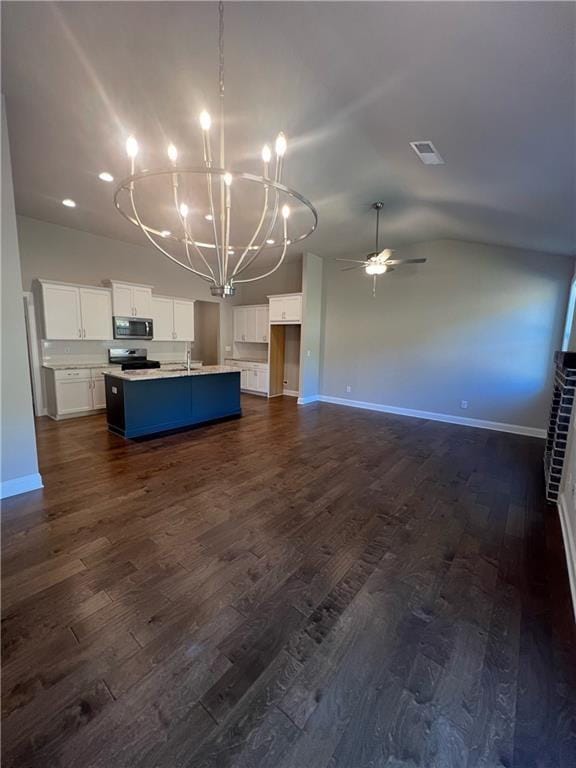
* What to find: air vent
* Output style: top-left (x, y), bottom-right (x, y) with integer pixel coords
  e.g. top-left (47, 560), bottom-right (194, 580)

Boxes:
top-left (410, 140), bottom-right (444, 165)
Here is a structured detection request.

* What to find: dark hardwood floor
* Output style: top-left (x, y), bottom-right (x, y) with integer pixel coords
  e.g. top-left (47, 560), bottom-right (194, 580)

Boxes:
top-left (2, 395), bottom-right (576, 767)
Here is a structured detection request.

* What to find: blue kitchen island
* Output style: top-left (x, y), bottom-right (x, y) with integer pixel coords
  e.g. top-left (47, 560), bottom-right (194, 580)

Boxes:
top-left (104, 366), bottom-right (241, 438)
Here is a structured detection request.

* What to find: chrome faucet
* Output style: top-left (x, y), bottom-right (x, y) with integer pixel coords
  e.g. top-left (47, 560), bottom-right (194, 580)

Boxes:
top-left (186, 345), bottom-right (191, 374)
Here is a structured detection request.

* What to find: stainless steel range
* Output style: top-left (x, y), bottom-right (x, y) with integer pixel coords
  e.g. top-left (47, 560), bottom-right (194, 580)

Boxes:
top-left (108, 348), bottom-right (161, 371)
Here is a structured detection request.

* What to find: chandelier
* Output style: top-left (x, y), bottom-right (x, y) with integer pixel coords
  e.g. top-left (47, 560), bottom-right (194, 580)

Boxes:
top-left (114, 1), bottom-right (317, 297)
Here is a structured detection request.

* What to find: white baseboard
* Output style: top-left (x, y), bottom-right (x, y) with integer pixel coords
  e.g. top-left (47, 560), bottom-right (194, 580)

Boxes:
top-left (283, 389), bottom-right (299, 398)
top-left (0, 472), bottom-right (43, 500)
top-left (298, 395), bottom-right (320, 405)
top-left (317, 395), bottom-right (546, 438)
top-left (558, 493), bottom-right (576, 623)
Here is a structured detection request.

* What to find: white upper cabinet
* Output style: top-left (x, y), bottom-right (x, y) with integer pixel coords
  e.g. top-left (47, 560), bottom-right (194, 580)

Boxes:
top-left (151, 296), bottom-right (195, 341)
top-left (234, 307), bottom-right (247, 342)
top-left (108, 282), bottom-right (153, 318)
top-left (111, 283), bottom-right (133, 317)
top-left (39, 281), bottom-right (112, 341)
top-left (173, 299), bottom-right (195, 341)
top-left (79, 288), bottom-right (113, 340)
top-left (233, 305), bottom-right (269, 342)
top-left (132, 286), bottom-right (153, 318)
top-left (268, 293), bottom-right (302, 324)
top-left (42, 283), bottom-right (83, 340)
top-left (151, 297), bottom-right (174, 341)
top-left (255, 306), bottom-right (269, 342)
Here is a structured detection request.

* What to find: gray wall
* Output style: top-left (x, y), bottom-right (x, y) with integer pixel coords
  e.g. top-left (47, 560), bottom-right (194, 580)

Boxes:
top-left (1, 100), bottom-right (41, 497)
top-left (17, 215), bottom-right (234, 363)
top-left (299, 252), bottom-right (324, 399)
top-left (232, 257), bottom-right (302, 306)
top-left (321, 239), bottom-right (574, 430)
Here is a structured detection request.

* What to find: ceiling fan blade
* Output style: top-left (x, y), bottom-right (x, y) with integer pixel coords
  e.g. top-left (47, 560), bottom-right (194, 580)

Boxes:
top-left (385, 258), bottom-right (427, 265)
top-left (336, 258), bottom-right (369, 264)
top-left (340, 265), bottom-right (363, 272)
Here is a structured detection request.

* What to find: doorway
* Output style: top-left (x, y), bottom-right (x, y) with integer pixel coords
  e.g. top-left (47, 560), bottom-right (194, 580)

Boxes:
top-left (194, 301), bottom-right (220, 365)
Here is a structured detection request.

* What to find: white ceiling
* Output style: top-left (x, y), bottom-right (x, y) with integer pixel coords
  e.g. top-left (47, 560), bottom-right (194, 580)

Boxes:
top-left (2, 1), bottom-right (575, 261)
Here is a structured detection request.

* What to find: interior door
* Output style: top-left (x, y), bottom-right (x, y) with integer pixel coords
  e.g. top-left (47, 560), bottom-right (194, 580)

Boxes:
top-left (133, 286), bottom-right (153, 318)
top-left (42, 284), bottom-right (82, 340)
top-left (151, 297), bottom-right (174, 341)
top-left (112, 284), bottom-right (134, 317)
top-left (173, 299), bottom-right (195, 341)
top-left (80, 288), bottom-right (112, 340)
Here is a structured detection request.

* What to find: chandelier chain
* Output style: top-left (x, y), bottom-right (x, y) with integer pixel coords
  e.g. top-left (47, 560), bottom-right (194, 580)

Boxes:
top-left (218, 1), bottom-right (225, 98)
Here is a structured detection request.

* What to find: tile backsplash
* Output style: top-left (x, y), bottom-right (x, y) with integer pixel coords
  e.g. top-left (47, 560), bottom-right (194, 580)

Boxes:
top-left (41, 340), bottom-right (194, 365)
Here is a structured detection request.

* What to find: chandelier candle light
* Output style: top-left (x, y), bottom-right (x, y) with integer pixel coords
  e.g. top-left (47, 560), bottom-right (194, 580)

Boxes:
top-left (114, 1), bottom-right (317, 297)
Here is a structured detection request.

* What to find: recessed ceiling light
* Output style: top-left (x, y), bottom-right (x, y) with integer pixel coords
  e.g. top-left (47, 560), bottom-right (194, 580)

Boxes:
top-left (98, 171), bottom-right (114, 182)
top-left (161, 230), bottom-right (171, 237)
top-left (62, 198), bottom-right (76, 208)
top-left (204, 213), bottom-right (213, 221)
top-left (266, 239), bottom-right (275, 244)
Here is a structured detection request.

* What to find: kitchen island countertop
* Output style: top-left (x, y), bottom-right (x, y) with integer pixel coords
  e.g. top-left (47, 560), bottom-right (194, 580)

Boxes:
top-left (105, 365), bottom-right (237, 382)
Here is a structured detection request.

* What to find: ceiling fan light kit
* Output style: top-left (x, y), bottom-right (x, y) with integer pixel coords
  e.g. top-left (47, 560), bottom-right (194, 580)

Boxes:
top-left (113, 1), bottom-right (317, 298)
top-left (336, 201), bottom-right (427, 296)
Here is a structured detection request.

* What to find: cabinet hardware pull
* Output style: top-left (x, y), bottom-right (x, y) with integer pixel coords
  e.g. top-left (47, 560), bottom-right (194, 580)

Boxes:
top-left (78, 329), bottom-right (82, 338)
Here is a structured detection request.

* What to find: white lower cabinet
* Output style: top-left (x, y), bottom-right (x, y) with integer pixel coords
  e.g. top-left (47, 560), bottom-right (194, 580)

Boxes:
top-left (226, 359), bottom-right (268, 395)
top-left (45, 367), bottom-right (116, 418)
top-left (92, 377), bottom-right (107, 409)
top-left (56, 377), bottom-right (94, 415)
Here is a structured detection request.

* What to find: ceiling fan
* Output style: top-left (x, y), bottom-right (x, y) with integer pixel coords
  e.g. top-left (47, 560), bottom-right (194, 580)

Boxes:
top-left (337, 202), bottom-right (426, 295)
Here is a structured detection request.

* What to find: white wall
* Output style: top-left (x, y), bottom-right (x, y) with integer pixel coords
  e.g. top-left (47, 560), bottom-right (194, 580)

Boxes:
top-left (17, 215), bottom-right (233, 363)
top-left (1, 100), bottom-right (42, 499)
top-left (320, 239), bottom-right (573, 431)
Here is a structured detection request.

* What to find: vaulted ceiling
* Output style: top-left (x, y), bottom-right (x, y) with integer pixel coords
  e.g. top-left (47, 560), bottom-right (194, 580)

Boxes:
top-left (2, 1), bottom-right (575, 260)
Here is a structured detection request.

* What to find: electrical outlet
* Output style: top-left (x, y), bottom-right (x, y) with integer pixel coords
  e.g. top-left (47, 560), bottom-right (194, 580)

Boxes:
top-left (460, 400), bottom-right (469, 410)
top-left (64, 346), bottom-right (71, 354)
top-left (346, 385), bottom-right (352, 393)
top-left (225, 345), bottom-right (231, 352)
top-left (307, 349), bottom-right (311, 358)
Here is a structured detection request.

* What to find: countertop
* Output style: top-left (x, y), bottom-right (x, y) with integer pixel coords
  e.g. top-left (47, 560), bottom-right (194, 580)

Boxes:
top-left (225, 358), bottom-right (269, 364)
top-left (43, 359), bottom-right (201, 370)
top-left (105, 365), bottom-right (239, 382)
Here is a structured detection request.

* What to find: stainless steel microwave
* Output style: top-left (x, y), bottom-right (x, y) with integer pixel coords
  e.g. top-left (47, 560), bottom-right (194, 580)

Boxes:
top-left (113, 316), bottom-right (154, 340)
